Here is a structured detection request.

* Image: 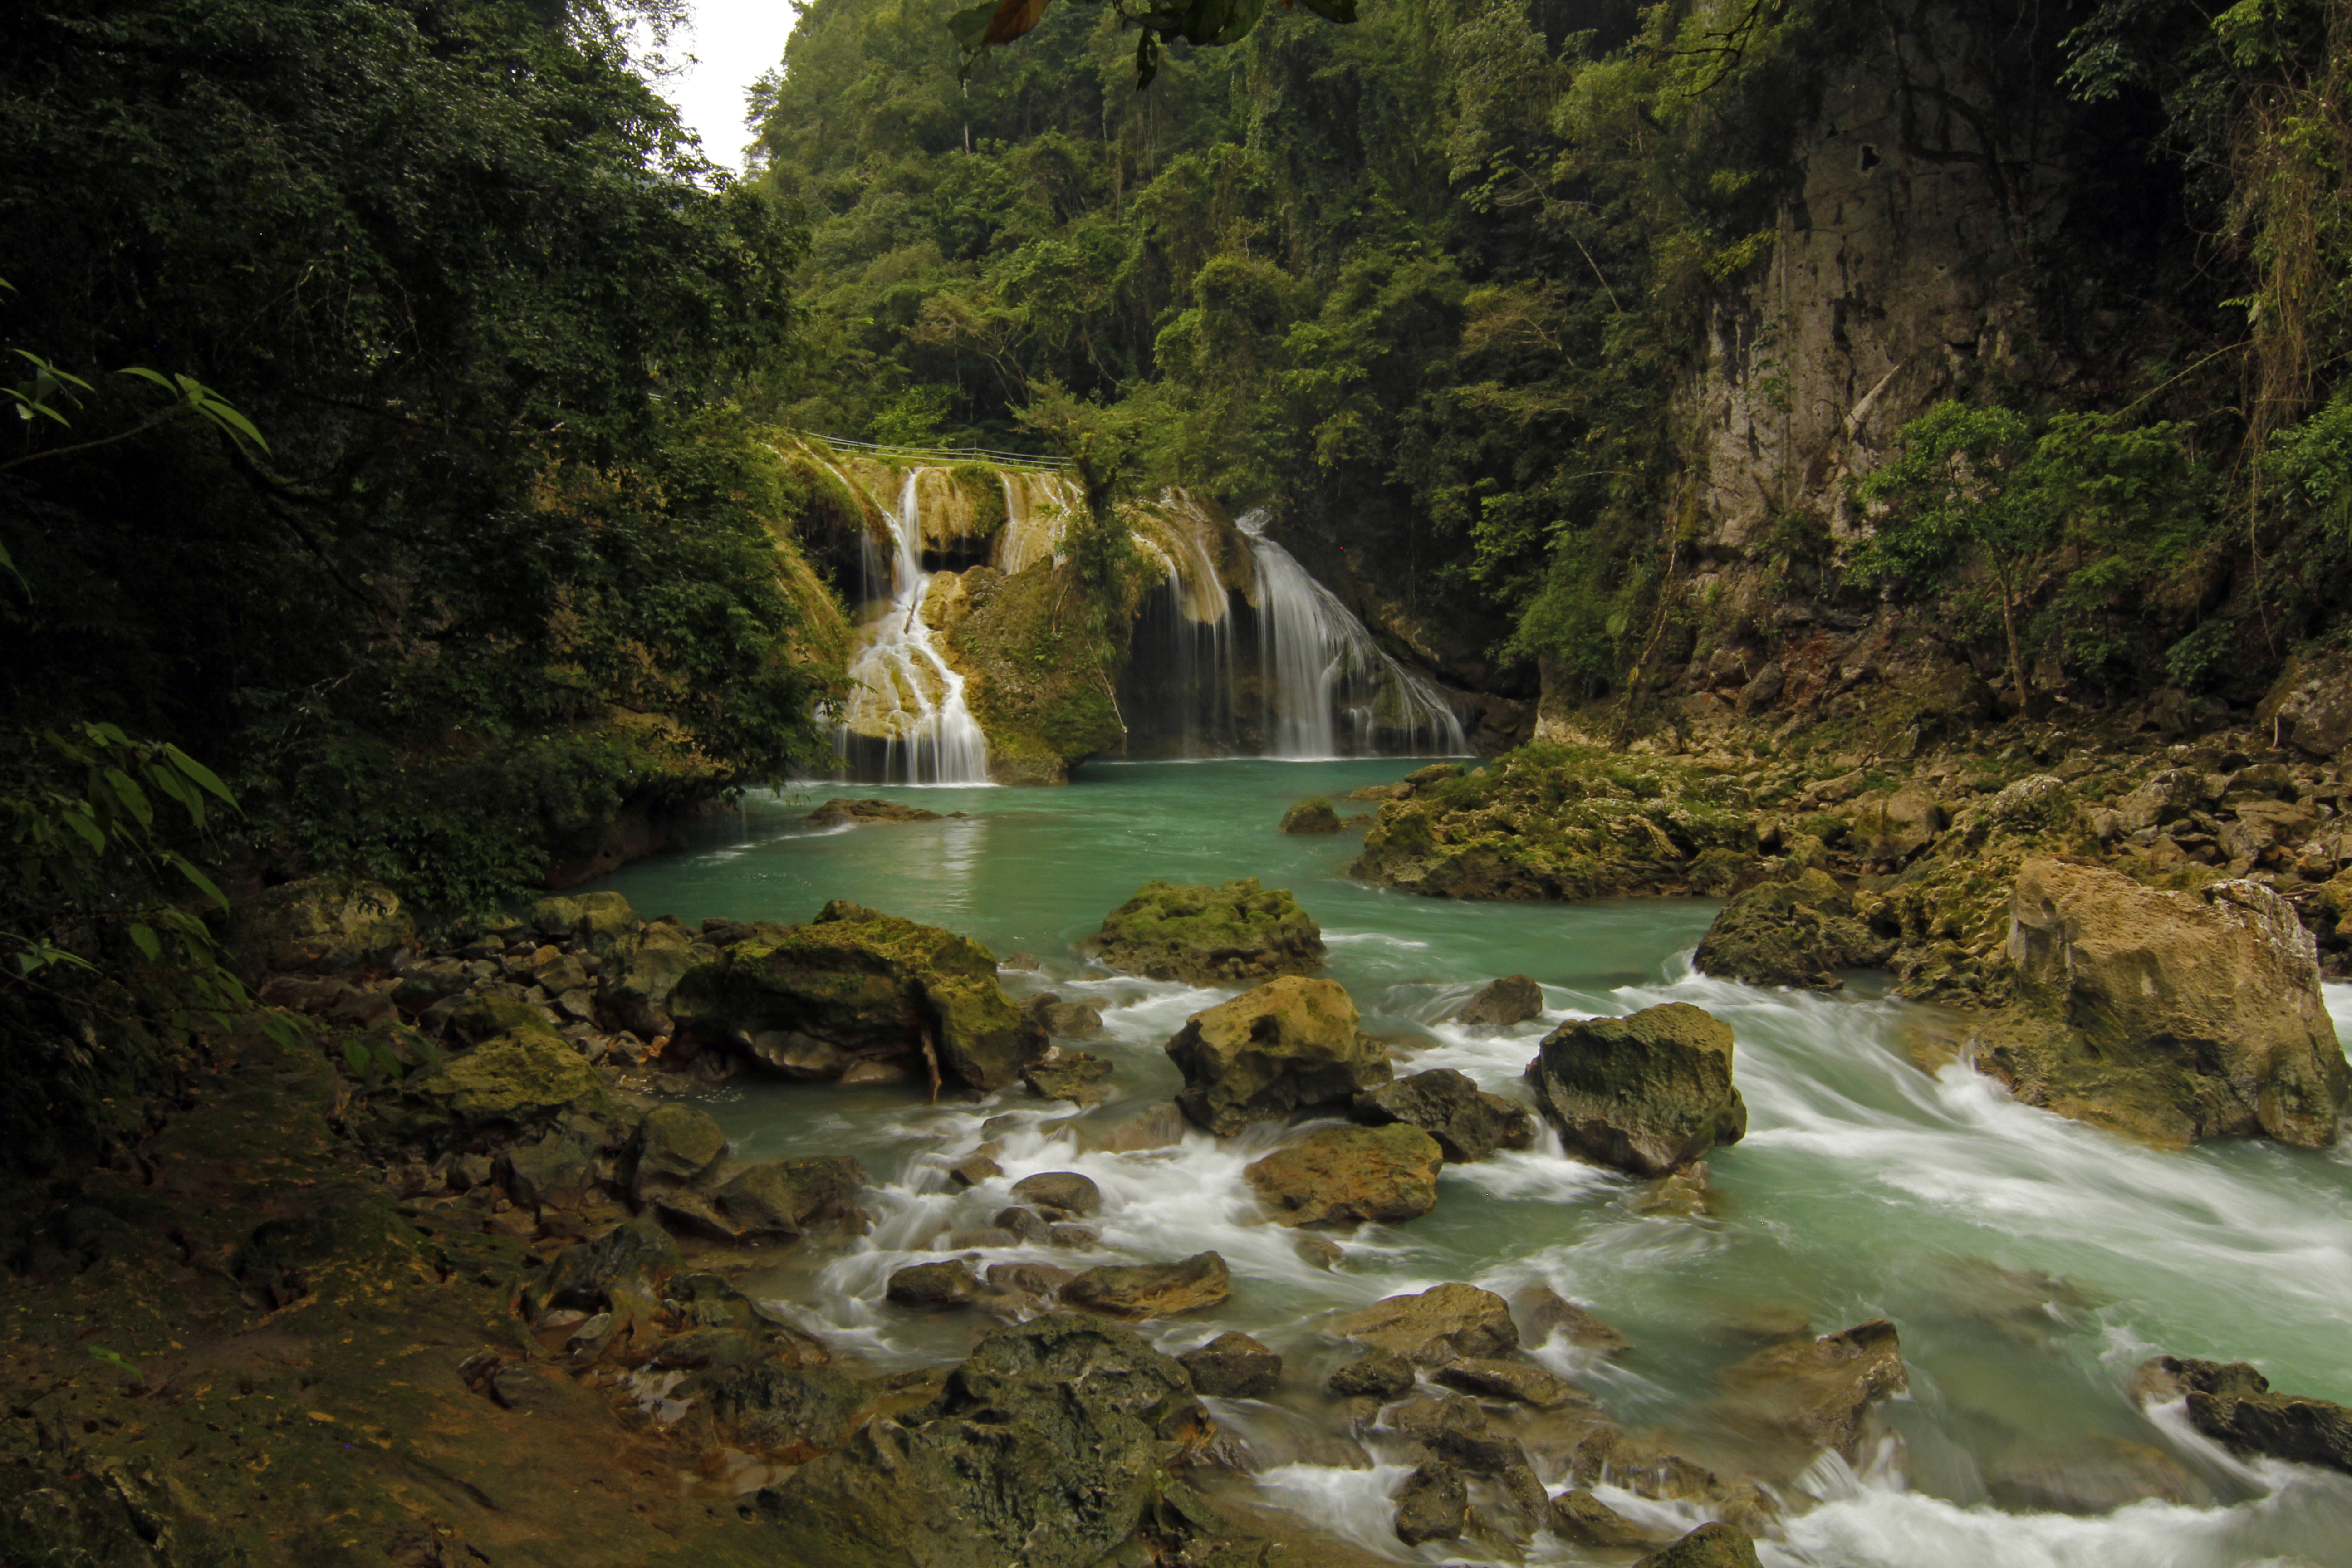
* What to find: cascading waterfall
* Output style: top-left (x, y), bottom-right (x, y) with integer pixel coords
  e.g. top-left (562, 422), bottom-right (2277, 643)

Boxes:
top-left (833, 471), bottom-right (992, 784)
top-left (1235, 509), bottom-right (1468, 758)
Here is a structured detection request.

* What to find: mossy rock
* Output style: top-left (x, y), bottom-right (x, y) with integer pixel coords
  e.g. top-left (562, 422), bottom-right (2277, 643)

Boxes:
top-left (1092, 877), bottom-right (1325, 985)
top-left (1693, 868), bottom-right (1896, 990)
top-left (230, 876), bottom-right (413, 974)
top-left (406, 1028), bottom-right (606, 1143)
top-left (947, 559), bottom-right (1131, 785)
top-left (671, 900), bottom-right (1039, 1092)
top-left (1279, 797), bottom-right (1343, 834)
top-left (1526, 1003), bottom-right (1746, 1176)
top-left (446, 992), bottom-right (564, 1046)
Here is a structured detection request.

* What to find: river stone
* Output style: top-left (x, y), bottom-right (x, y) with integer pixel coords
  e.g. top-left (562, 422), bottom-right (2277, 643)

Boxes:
top-left (538, 1215), bottom-right (681, 1314)
top-left (712, 1156), bottom-right (869, 1240)
top-left (1456, 975), bottom-right (1544, 1026)
top-left (992, 1206), bottom-right (1053, 1244)
top-left (2133, 1356), bottom-right (2352, 1475)
top-left (1551, 1488), bottom-right (1674, 1548)
top-left (1009, 1171), bottom-right (1102, 1216)
top-left (1691, 868), bottom-right (1894, 990)
top-left (887, 1260), bottom-right (983, 1309)
top-left (1091, 877), bottom-right (1327, 985)
top-left (1392, 1461), bottom-right (1467, 1545)
top-left (987, 1262), bottom-right (1076, 1296)
top-left (628, 1103), bottom-right (727, 1200)
top-left (1997, 858), bottom-right (2349, 1146)
top-left (1331, 1283), bottom-right (1519, 1366)
top-left (1432, 1357), bottom-right (1585, 1410)
top-left (497, 1118), bottom-right (606, 1211)
top-left (704, 1363), bottom-right (869, 1462)
top-left (1515, 1287), bottom-right (1630, 1357)
top-left (1025, 997), bottom-right (1106, 1038)
top-left (1063, 1252), bottom-right (1231, 1319)
top-left (669, 900), bottom-right (1040, 1093)
top-left (1351, 1068), bottom-right (1534, 1162)
top-left (605, 922), bottom-right (699, 1036)
top-left (761, 1315), bottom-right (1208, 1568)
top-left (407, 1028), bottom-right (606, 1143)
top-left (1719, 1319), bottom-right (1907, 1457)
top-left (1525, 1003), bottom-right (1747, 1176)
top-left (1084, 1101), bottom-right (1187, 1153)
top-left (1279, 797), bottom-right (1343, 834)
top-left (806, 798), bottom-right (944, 827)
top-left (1328, 1348), bottom-right (1416, 1399)
top-left (1165, 975), bottom-right (1392, 1135)
top-left (1244, 1124), bottom-right (1441, 1227)
top-left (1022, 1048), bottom-right (1113, 1105)
top-left (1634, 1523), bottom-right (1762, 1568)
top-left (1179, 1332), bottom-right (1282, 1398)
top-left (230, 875), bottom-right (413, 974)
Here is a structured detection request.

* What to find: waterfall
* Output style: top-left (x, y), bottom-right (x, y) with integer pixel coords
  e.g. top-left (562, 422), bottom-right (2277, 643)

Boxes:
top-left (833, 471), bottom-right (992, 784)
top-left (1235, 510), bottom-right (1468, 759)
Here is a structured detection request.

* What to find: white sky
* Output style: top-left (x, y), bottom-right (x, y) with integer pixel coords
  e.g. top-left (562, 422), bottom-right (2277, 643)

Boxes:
top-left (660, 0), bottom-right (804, 172)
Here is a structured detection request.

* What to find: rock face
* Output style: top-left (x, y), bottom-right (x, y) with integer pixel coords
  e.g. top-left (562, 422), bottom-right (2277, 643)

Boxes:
top-left (1352, 1068), bottom-right (1534, 1162)
top-left (1455, 975), bottom-right (1544, 1026)
top-left (231, 877), bottom-right (413, 974)
top-left (1995, 858), bottom-right (2349, 1147)
top-left (806, 798), bottom-right (944, 827)
top-left (1164, 976), bottom-right (1391, 1135)
top-left (763, 1315), bottom-right (1208, 1568)
top-left (1525, 1004), bottom-right (1748, 1176)
top-left (2134, 1357), bottom-right (2352, 1476)
top-left (1091, 877), bottom-right (1326, 985)
top-left (1279, 797), bottom-right (1343, 834)
top-left (1062, 1253), bottom-right (1231, 1319)
top-left (1692, 868), bottom-right (1894, 990)
top-left (1244, 1124), bottom-right (1443, 1227)
top-left (1178, 1332), bottom-right (1281, 1398)
top-left (670, 900), bottom-right (1041, 1092)
top-left (1331, 1283), bottom-right (1519, 1366)
top-left (1719, 1320), bottom-right (1908, 1457)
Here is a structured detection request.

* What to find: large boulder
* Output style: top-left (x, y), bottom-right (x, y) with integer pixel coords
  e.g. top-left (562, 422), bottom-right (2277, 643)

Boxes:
top-left (1164, 976), bottom-right (1391, 1135)
top-left (1244, 1124), bottom-right (1442, 1227)
top-left (1352, 1068), bottom-right (1534, 1162)
top-left (1330, 1283), bottom-right (1519, 1367)
top-left (1692, 869), bottom-right (1895, 990)
top-left (703, 1363), bottom-right (870, 1463)
top-left (670, 900), bottom-right (1041, 1092)
top-left (1062, 1253), bottom-right (1231, 1319)
top-left (1392, 1461), bottom-right (1466, 1545)
top-left (1525, 1004), bottom-right (1747, 1176)
top-left (531, 890), bottom-right (642, 956)
top-left (761, 1316), bottom-right (1209, 1568)
top-left (1279, 797), bottom-right (1343, 835)
top-left (2132, 1356), bottom-right (2352, 1476)
top-left (230, 877), bottom-right (413, 974)
top-left (1994, 858), bottom-right (2349, 1147)
top-left (1090, 877), bottom-right (1326, 985)
top-left (627, 1103), bottom-right (727, 1202)
top-left (405, 1028), bottom-right (606, 1146)
top-left (537, 1215), bottom-right (681, 1314)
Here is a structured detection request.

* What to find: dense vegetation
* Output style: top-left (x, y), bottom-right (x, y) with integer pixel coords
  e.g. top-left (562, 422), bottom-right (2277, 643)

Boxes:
top-left (750, 0), bottom-right (2352, 705)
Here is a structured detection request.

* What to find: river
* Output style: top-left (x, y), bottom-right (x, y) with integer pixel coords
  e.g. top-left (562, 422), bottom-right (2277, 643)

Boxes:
top-left (582, 758), bottom-right (2352, 1567)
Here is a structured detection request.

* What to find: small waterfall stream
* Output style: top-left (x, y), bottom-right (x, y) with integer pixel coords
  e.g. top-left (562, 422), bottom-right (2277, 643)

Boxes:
top-left (833, 471), bottom-right (992, 784)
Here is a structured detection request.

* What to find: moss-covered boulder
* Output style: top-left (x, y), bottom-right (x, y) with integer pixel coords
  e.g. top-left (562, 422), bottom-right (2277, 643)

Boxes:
top-left (1693, 868), bottom-right (1896, 990)
top-left (761, 1315), bottom-right (1209, 1568)
top-left (603, 920), bottom-right (704, 1037)
top-left (230, 876), bottom-right (413, 974)
top-left (1988, 858), bottom-right (2349, 1146)
top-left (710, 1156), bottom-right (869, 1240)
top-left (1164, 975), bottom-right (1390, 1135)
top-left (1279, 797), bottom-right (1343, 834)
top-left (1245, 1124), bottom-right (1442, 1227)
top-left (670, 900), bottom-right (1040, 1092)
top-left (405, 1029), bottom-right (606, 1145)
top-left (1525, 1003), bottom-right (1747, 1176)
top-left (1349, 745), bottom-right (1757, 901)
top-left (1092, 877), bottom-right (1325, 984)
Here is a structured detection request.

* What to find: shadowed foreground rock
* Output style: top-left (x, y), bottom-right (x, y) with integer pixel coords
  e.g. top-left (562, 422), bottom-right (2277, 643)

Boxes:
top-left (2135, 1356), bottom-right (2352, 1475)
top-left (1166, 975), bottom-right (1391, 1135)
top-left (762, 1315), bottom-right (1211, 1568)
top-left (1392, 1461), bottom-right (1467, 1544)
top-left (1180, 1331), bottom-right (1282, 1398)
top-left (1525, 1003), bottom-right (1747, 1176)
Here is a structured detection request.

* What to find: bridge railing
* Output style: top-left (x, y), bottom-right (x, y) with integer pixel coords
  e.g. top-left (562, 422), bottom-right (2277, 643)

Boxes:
top-left (795, 432), bottom-right (1071, 471)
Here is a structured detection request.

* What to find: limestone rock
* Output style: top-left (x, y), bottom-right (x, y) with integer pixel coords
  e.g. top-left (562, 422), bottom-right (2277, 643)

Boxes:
top-left (1719, 1319), bottom-right (1907, 1457)
top-left (887, 1260), bottom-right (983, 1309)
top-left (1431, 1358), bottom-right (1585, 1410)
top-left (703, 1363), bottom-right (869, 1462)
top-left (2114, 769), bottom-right (2212, 833)
top-left (1022, 1048), bottom-right (1113, 1105)
top-left (1091, 877), bottom-right (1326, 985)
top-left (1392, 1461), bottom-right (1467, 1545)
top-left (712, 1156), bottom-right (869, 1240)
top-left (1179, 1332), bottom-right (1282, 1399)
top-left (670, 900), bottom-right (1041, 1092)
top-left (628, 1103), bottom-right (727, 1201)
top-left (538, 1215), bottom-right (681, 1314)
top-left (1352, 1068), bottom-right (1534, 1162)
top-left (1551, 1488), bottom-right (1673, 1548)
top-left (407, 1028), bottom-right (606, 1143)
top-left (806, 798), bottom-right (944, 827)
top-left (604, 922), bottom-right (699, 1036)
top-left (1850, 788), bottom-right (1945, 861)
top-left (1525, 1003), bottom-right (1748, 1176)
top-left (231, 877), bottom-right (413, 974)
top-left (1009, 1171), bottom-right (1102, 1216)
top-left (1997, 858), bottom-right (2349, 1146)
top-left (1330, 1283), bottom-right (1519, 1366)
top-left (1279, 797), bottom-right (1343, 835)
top-left (497, 1118), bottom-right (608, 1212)
top-left (1083, 1101), bottom-right (1186, 1153)
top-left (2259, 646), bottom-right (2352, 758)
top-left (1328, 1348), bottom-right (1416, 1399)
top-left (2133, 1356), bottom-right (2352, 1476)
top-left (1634, 1523), bottom-right (1762, 1568)
top-left (1244, 1124), bottom-right (1441, 1228)
top-left (1514, 1287), bottom-right (1630, 1357)
top-left (1165, 975), bottom-right (1391, 1135)
top-left (1062, 1252), bottom-right (1230, 1319)
top-left (1455, 974), bottom-right (1544, 1026)
top-left (1692, 868), bottom-right (1894, 990)
top-left (761, 1315), bottom-right (1208, 1568)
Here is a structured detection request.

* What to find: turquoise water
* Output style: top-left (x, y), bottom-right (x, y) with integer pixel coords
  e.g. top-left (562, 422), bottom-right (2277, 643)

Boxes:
top-left (585, 760), bottom-right (2352, 1567)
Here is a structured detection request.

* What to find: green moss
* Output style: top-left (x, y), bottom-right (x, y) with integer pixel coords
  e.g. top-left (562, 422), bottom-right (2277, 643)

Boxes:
top-left (1093, 878), bottom-right (1326, 984)
top-left (948, 559), bottom-right (1132, 781)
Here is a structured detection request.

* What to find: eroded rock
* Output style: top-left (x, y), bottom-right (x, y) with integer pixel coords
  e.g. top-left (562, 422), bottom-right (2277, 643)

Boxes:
top-left (1525, 1003), bottom-right (1747, 1176)
top-left (1456, 975), bottom-right (1545, 1026)
top-left (1063, 1252), bottom-right (1231, 1319)
top-left (1392, 1461), bottom-right (1467, 1545)
top-left (1330, 1283), bottom-right (1519, 1367)
top-left (2133, 1355), bottom-right (2352, 1476)
top-left (1279, 798), bottom-right (1343, 835)
top-left (1091, 877), bottom-right (1326, 985)
top-left (1692, 868), bottom-right (1894, 990)
top-left (1180, 1332), bottom-right (1281, 1399)
top-left (1165, 976), bottom-right (1391, 1135)
top-left (1352, 1068), bottom-right (1534, 1162)
top-left (1244, 1124), bottom-right (1441, 1227)
top-left (1718, 1319), bottom-right (1908, 1457)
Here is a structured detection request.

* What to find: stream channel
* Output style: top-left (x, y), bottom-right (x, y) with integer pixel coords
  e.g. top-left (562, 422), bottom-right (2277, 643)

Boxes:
top-left (582, 758), bottom-right (2352, 1568)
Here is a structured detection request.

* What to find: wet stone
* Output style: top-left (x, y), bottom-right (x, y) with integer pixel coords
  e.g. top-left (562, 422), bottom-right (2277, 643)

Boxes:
top-left (886, 1260), bottom-right (982, 1309)
top-left (1328, 1348), bottom-right (1416, 1401)
top-left (1178, 1332), bottom-right (1282, 1399)
top-left (1009, 1170), bottom-right (1102, 1216)
top-left (1392, 1460), bottom-right (1467, 1546)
